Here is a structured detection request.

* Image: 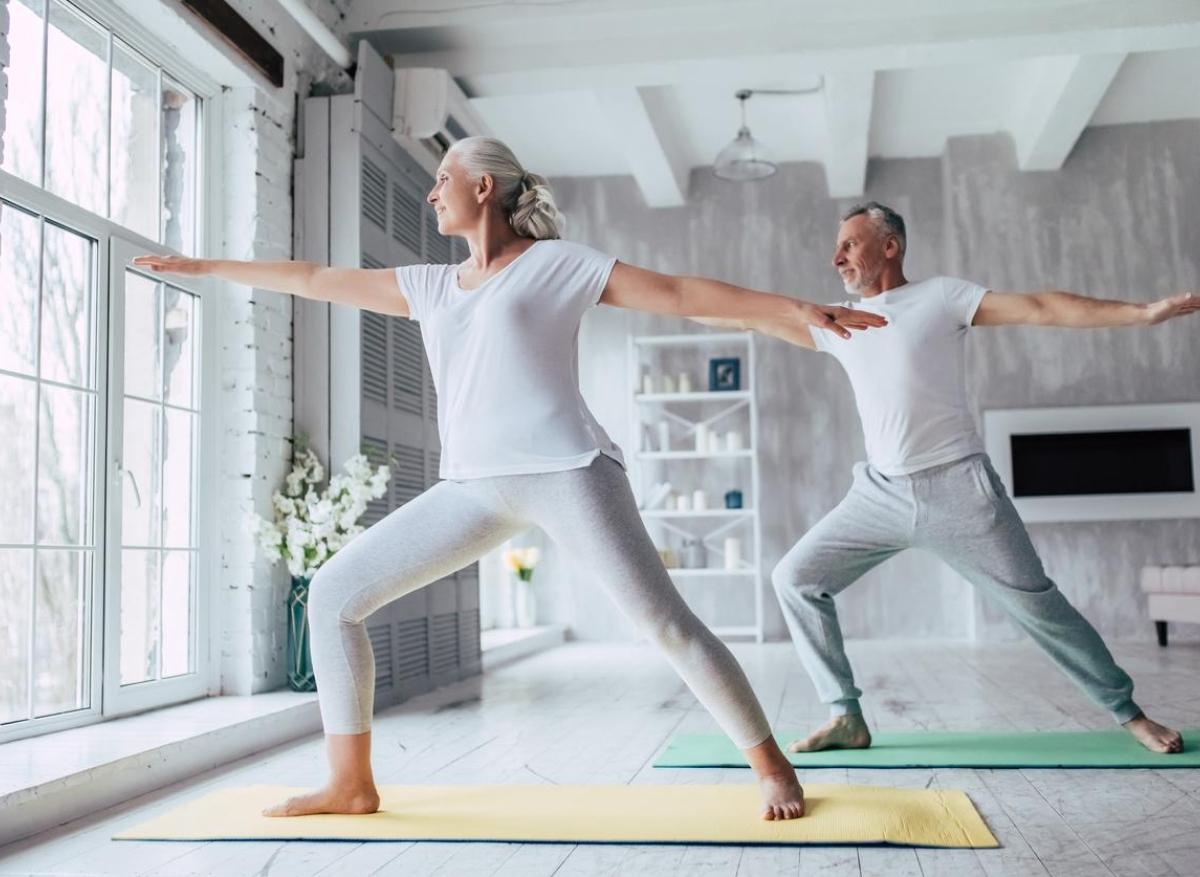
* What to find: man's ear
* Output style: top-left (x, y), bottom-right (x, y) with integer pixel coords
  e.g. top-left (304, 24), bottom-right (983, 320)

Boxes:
top-left (883, 235), bottom-right (901, 259)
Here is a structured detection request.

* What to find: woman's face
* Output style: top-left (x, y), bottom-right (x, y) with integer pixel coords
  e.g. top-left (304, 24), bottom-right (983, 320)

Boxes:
top-left (427, 154), bottom-right (484, 237)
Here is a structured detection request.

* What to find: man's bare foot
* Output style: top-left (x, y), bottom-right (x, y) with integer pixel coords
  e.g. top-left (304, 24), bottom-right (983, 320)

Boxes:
top-left (759, 770), bottom-right (805, 821)
top-left (262, 783), bottom-right (381, 817)
top-left (787, 714), bottom-right (873, 753)
top-left (1124, 713), bottom-right (1184, 754)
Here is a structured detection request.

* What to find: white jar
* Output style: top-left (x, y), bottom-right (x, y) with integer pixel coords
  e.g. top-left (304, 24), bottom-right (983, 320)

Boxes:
top-left (695, 423), bottom-right (709, 453)
top-left (726, 430), bottom-right (744, 451)
top-left (692, 489), bottom-right (708, 510)
top-left (678, 372), bottom-right (693, 393)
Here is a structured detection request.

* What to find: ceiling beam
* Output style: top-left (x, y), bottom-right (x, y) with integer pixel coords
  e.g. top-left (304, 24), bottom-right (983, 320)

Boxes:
top-left (347, 2), bottom-right (1200, 98)
top-left (1012, 53), bottom-right (1126, 171)
top-left (593, 88), bottom-right (689, 208)
top-left (823, 72), bottom-right (875, 198)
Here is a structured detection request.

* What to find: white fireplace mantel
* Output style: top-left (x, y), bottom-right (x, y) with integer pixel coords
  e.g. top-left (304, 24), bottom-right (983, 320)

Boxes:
top-left (983, 403), bottom-right (1200, 523)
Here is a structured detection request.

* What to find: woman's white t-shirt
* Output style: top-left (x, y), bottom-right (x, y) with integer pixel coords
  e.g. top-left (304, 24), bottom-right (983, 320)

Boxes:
top-left (395, 239), bottom-right (625, 480)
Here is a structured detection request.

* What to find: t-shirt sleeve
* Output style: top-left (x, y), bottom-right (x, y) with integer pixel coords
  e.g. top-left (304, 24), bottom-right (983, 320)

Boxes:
top-left (941, 276), bottom-right (991, 328)
top-left (394, 263), bottom-right (444, 322)
top-left (809, 324), bottom-right (833, 353)
top-left (558, 240), bottom-right (618, 308)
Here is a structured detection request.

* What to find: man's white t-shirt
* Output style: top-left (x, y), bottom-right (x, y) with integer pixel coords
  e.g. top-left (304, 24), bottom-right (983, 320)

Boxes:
top-left (395, 239), bottom-right (625, 480)
top-left (810, 276), bottom-right (990, 476)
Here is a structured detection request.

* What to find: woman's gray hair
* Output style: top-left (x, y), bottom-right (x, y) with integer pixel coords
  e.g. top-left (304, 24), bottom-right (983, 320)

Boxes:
top-left (842, 201), bottom-right (906, 255)
top-left (447, 136), bottom-right (563, 240)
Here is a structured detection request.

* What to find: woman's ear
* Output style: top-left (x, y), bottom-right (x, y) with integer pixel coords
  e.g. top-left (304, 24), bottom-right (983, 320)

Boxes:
top-left (475, 172), bottom-right (494, 204)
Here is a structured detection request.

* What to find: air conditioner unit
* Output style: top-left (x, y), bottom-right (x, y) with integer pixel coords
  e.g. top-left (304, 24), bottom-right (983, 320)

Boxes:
top-left (393, 68), bottom-right (487, 158)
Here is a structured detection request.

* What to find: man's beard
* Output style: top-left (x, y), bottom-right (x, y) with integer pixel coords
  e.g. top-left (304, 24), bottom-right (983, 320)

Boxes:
top-left (842, 266), bottom-right (880, 296)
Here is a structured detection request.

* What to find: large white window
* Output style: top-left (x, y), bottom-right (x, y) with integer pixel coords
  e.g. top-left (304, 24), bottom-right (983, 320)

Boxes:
top-left (0, 0), bottom-right (217, 741)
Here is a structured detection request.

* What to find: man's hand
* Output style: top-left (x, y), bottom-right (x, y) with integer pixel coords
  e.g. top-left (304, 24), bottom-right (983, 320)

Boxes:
top-left (1144, 292), bottom-right (1200, 326)
top-left (795, 301), bottom-right (887, 340)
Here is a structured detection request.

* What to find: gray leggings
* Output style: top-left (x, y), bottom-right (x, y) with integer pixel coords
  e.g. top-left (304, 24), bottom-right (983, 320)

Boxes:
top-left (308, 453), bottom-right (772, 748)
top-left (772, 454), bottom-right (1140, 724)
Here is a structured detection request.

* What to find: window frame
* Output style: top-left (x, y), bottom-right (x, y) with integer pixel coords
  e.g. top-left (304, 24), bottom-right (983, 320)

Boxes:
top-left (0, 0), bottom-right (226, 743)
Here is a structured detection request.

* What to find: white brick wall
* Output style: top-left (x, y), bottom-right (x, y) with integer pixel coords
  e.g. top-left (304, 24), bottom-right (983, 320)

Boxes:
top-left (214, 2), bottom-right (352, 695)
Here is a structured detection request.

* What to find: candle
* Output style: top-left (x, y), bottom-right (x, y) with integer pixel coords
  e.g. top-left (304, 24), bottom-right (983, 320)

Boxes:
top-left (724, 537), bottom-right (743, 570)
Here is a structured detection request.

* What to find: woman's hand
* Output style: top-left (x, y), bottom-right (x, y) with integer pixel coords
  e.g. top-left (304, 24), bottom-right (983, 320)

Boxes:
top-left (795, 301), bottom-right (887, 340)
top-left (132, 254), bottom-right (212, 276)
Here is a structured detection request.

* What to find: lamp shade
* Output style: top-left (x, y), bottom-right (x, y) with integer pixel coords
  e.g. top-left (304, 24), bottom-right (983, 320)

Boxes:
top-left (712, 126), bottom-right (776, 181)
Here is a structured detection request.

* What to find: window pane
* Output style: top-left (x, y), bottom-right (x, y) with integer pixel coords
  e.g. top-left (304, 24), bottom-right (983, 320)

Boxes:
top-left (163, 287), bottom-right (196, 407)
top-left (110, 41), bottom-right (159, 241)
top-left (0, 0), bottom-right (46, 186)
top-left (122, 398), bottom-right (162, 548)
top-left (0, 375), bottom-right (37, 544)
top-left (0, 202), bottom-right (42, 377)
top-left (44, 0), bottom-right (108, 215)
top-left (120, 549), bottom-right (159, 685)
top-left (37, 384), bottom-right (93, 546)
top-left (33, 549), bottom-right (89, 716)
top-left (123, 272), bottom-right (161, 400)
top-left (162, 408), bottom-right (194, 548)
top-left (40, 222), bottom-right (94, 388)
top-left (0, 549), bottom-right (34, 724)
top-left (161, 550), bottom-right (192, 678)
top-left (161, 78), bottom-right (197, 255)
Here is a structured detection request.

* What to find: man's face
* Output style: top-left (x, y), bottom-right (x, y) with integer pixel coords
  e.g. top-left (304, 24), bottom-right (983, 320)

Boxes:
top-left (831, 214), bottom-right (888, 295)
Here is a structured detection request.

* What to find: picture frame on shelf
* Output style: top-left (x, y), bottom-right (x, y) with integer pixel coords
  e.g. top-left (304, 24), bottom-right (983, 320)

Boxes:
top-left (709, 357), bottom-right (741, 391)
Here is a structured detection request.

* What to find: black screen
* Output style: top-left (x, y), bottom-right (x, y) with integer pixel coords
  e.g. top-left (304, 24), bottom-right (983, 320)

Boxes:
top-left (1010, 429), bottom-right (1194, 497)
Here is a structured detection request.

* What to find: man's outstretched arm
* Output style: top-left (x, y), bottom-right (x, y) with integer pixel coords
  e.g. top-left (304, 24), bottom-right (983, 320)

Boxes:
top-left (973, 289), bottom-right (1200, 328)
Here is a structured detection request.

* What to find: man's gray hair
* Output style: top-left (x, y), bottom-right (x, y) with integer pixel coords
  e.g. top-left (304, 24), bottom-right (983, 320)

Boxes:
top-left (842, 201), bottom-right (906, 256)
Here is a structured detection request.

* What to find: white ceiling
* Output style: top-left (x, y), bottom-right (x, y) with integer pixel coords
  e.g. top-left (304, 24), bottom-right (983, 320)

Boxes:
top-left (344, 0), bottom-right (1200, 205)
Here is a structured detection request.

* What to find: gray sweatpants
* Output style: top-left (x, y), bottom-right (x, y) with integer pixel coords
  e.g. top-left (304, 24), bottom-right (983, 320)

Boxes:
top-left (308, 453), bottom-right (772, 748)
top-left (771, 453), bottom-right (1140, 724)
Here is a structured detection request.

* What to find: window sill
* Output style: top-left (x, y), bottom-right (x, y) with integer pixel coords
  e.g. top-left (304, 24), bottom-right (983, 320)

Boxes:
top-left (481, 624), bottom-right (567, 670)
top-left (0, 690), bottom-right (321, 847)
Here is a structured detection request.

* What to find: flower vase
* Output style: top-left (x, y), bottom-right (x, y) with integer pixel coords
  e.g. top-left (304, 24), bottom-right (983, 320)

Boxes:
top-left (514, 575), bottom-right (537, 628)
top-left (287, 576), bottom-right (317, 692)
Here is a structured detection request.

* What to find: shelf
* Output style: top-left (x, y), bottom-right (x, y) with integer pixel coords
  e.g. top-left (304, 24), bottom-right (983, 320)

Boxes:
top-left (638, 450), bottom-right (754, 460)
top-left (710, 625), bottom-right (762, 638)
top-left (636, 390), bottom-right (752, 403)
top-left (666, 568), bottom-right (760, 577)
top-left (634, 332), bottom-right (751, 347)
top-left (640, 508), bottom-right (756, 518)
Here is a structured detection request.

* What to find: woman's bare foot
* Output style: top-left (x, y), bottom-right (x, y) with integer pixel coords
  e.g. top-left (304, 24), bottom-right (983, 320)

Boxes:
top-left (1123, 713), bottom-right (1184, 753)
top-left (262, 783), bottom-right (381, 817)
top-left (787, 714), bottom-right (873, 753)
top-left (758, 770), bottom-right (806, 821)
top-left (742, 735), bottom-right (805, 820)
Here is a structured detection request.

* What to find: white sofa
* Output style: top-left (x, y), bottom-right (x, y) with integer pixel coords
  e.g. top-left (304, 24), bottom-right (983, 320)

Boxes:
top-left (1141, 565), bottom-right (1200, 646)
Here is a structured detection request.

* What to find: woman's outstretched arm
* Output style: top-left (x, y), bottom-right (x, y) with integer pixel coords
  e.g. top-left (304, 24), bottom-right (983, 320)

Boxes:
top-left (598, 261), bottom-right (886, 346)
top-left (131, 255), bottom-right (410, 317)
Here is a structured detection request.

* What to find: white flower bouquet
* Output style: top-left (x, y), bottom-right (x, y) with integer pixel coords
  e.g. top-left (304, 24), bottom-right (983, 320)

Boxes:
top-left (503, 546), bottom-right (541, 582)
top-left (254, 445), bottom-right (390, 579)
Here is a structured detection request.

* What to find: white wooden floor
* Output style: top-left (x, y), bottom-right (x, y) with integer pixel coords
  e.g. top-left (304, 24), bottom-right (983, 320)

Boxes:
top-left (1, 639), bottom-right (1198, 877)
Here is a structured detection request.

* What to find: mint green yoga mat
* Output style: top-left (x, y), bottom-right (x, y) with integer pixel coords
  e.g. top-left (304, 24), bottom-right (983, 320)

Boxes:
top-left (655, 729), bottom-right (1198, 769)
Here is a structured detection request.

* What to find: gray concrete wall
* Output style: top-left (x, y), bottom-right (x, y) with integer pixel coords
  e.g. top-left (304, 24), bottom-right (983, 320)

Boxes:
top-left (544, 121), bottom-right (1200, 644)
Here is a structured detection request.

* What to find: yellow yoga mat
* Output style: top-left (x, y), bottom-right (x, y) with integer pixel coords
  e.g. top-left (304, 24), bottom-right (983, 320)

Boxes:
top-left (114, 784), bottom-right (997, 848)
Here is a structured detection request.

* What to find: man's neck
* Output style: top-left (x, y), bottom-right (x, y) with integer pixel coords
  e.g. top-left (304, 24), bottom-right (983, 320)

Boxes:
top-left (858, 267), bottom-right (909, 298)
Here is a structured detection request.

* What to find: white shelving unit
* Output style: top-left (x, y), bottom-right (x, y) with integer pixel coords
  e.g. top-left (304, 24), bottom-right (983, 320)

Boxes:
top-left (626, 331), bottom-right (765, 642)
